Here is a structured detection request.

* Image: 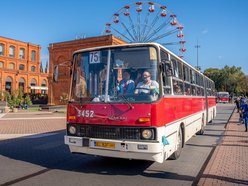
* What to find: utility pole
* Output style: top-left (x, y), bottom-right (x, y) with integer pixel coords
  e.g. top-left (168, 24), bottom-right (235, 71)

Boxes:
top-left (195, 40), bottom-right (200, 70)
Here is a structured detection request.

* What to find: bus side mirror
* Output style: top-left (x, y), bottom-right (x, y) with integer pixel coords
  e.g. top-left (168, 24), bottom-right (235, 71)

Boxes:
top-left (162, 60), bottom-right (173, 77)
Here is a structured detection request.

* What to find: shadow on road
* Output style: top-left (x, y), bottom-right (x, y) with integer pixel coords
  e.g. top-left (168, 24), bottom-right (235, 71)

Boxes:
top-left (0, 131), bottom-right (194, 182)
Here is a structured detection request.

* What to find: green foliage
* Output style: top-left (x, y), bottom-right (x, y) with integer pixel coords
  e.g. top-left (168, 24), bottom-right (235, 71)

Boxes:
top-left (7, 89), bottom-right (21, 108)
top-left (6, 88), bottom-right (32, 109)
top-left (24, 95), bottom-right (32, 106)
top-left (204, 65), bottom-right (247, 95)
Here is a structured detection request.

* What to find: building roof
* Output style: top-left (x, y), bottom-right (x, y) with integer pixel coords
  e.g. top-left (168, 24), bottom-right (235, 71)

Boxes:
top-left (0, 35), bottom-right (40, 47)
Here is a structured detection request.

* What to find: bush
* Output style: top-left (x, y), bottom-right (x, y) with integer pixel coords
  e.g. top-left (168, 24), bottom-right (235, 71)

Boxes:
top-left (6, 88), bottom-right (32, 109)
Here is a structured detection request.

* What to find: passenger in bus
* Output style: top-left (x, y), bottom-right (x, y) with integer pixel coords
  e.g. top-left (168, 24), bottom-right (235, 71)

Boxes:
top-left (174, 84), bottom-right (181, 94)
top-left (185, 87), bottom-right (191, 95)
top-left (117, 70), bottom-right (135, 95)
top-left (134, 70), bottom-right (143, 85)
top-left (134, 71), bottom-right (159, 95)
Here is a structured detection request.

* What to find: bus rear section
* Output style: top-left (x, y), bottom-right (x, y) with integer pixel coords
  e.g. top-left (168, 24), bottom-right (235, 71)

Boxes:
top-left (217, 92), bottom-right (229, 103)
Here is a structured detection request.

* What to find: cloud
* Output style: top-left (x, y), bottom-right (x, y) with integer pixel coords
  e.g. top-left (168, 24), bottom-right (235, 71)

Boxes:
top-left (201, 29), bottom-right (208, 34)
top-left (218, 55), bottom-right (223, 60)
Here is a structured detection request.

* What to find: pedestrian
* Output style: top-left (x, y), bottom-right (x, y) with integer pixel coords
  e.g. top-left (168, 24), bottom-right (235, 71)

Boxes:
top-left (235, 97), bottom-right (240, 113)
top-left (240, 96), bottom-right (247, 124)
top-left (243, 99), bottom-right (248, 132)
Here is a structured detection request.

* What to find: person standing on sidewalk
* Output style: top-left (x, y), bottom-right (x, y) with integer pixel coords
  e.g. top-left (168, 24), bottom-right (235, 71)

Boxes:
top-left (239, 96), bottom-right (246, 124)
top-left (243, 99), bottom-right (248, 132)
top-left (235, 97), bottom-right (240, 113)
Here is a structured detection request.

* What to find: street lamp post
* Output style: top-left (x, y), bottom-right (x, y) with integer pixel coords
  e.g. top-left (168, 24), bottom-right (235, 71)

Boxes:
top-left (195, 40), bottom-right (200, 70)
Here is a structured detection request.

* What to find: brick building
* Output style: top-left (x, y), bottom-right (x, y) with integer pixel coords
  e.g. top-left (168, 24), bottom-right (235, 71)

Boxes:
top-left (48, 35), bottom-right (126, 105)
top-left (0, 36), bottom-right (48, 96)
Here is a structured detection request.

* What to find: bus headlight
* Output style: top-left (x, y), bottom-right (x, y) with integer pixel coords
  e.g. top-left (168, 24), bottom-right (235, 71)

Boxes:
top-left (68, 126), bottom-right (77, 135)
top-left (141, 129), bottom-right (153, 140)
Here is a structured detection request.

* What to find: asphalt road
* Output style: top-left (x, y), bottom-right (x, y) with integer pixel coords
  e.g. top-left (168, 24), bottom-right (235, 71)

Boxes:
top-left (0, 104), bottom-right (235, 186)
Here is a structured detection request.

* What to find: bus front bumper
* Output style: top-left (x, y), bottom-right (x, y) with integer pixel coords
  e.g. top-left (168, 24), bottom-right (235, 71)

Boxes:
top-left (64, 135), bottom-right (165, 163)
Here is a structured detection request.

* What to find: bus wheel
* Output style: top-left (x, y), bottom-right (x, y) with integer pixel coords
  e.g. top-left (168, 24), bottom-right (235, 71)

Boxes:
top-left (197, 115), bottom-right (205, 135)
top-left (169, 127), bottom-right (183, 160)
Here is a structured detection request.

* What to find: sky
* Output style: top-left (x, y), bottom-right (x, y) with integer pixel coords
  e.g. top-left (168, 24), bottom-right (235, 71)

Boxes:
top-left (1, 0), bottom-right (248, 74)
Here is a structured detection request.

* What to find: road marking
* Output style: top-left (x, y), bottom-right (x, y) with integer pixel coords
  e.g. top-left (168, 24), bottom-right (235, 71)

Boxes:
top-left (0, 132), bottom-right (59, 140)
top-left (0, 117), bottom-right (65, 120)
top-left (24, 132), bottom-right (59, 139)
top-left (0, 113), bottom-right (6, 118)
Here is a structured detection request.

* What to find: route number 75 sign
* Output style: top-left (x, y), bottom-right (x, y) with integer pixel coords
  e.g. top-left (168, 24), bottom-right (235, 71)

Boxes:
top-left (89, 51), bottom-right (100, 64)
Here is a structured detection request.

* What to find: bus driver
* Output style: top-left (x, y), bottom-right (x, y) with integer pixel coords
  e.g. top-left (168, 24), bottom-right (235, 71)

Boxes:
top-left (134, 71), bottom-right (159, 95)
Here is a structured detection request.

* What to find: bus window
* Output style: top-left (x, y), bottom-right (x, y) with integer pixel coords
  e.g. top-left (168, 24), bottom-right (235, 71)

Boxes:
top-left (173, 79), bottom-right (184, 95)
top-left (191, 70), bottom-right (196, 84)
top-left (196, 86), bottom-right (201, 96)
top-left (184, 83), bottom-right (191, 95)
top-left (192, 85), bottom-right (197, 96)
top-left (71, 46), bottom-right (161, 103)
top-left (183, 65), bottom-right (190, 82)
top-left (161, 50), bottom-right (171, 94)
top-left (172, 59), bottom-right (179, 78)
top-left (178, 61), bottom-right (184, 80)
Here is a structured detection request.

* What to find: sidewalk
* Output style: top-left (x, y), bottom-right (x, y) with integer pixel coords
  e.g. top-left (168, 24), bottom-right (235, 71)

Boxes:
top-left (0, 111), bottom-right (66, 140)
top-left (198, 110), bottom-right (248, 185)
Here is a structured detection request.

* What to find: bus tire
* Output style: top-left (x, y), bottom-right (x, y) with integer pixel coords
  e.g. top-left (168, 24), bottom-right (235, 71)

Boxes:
top-left (197, 114), bottom-right (205, 135)
top-left (169, 126), bottom-right (183, 160)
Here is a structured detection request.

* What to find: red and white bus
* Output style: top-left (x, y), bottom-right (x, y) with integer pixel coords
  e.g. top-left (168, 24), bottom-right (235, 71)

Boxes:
top-left (217, 92), bottom-right (229, 103)
top-left (64, 43), bottom-right (216, 163)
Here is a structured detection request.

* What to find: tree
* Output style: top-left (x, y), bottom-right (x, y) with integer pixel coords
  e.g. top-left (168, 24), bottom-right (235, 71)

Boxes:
top-left (7, 88), bottom-right (32, 110)
top-left (204, 65), bottom-right (247, 95)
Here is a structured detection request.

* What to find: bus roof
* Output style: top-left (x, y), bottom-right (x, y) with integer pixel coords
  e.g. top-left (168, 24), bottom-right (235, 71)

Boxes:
top-left (73, 42), bottom-right (214, 83)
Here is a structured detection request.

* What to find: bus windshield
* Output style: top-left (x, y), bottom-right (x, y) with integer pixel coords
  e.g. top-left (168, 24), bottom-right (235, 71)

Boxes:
top-left (70, 46), bottom-right (160, 103)
top-left (218, 92), bottom-right (229, 98)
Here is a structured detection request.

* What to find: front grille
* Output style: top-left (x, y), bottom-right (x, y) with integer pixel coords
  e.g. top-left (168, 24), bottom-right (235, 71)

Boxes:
top-left (80, 125), bottom-right (141, 140)
top-left (68, 124), bottom-right (155, 140)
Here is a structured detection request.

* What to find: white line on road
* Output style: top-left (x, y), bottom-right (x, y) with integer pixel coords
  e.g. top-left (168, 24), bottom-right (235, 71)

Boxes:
top-left (0, 132), bottom-right (60, 140)
top-left (0, 117), bottom-right (66, 120)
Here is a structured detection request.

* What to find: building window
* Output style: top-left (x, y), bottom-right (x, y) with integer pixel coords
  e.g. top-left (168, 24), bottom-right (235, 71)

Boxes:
top-left (31, 50), bottom-right (36, 61)
top-left (19, 78), bottom-right (25, 91)
top-left (31, 66), bottom-right (35, 72)
top-left (19, 64), bottom-right (25, 70)
top-left (0, 61), bottom-right (4, 68)
top-left (9, 46), bottom-right (15, 58)
top-left (8, 63), bottom-right (15, 70)
top-left (5, 76), bottom-right (13, 94)
top-left (19, 48), bottom-right (25, 59)
top-left (30, 78), bottom-right (37, 94)
top-left (41, 79), bottom-right (47, 94)
top-left (0, 43), bottom-right (4, 56)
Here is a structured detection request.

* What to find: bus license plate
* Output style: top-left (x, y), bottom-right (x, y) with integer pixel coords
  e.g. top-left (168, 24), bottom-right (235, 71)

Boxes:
top-left (95, 141), bottom-right (115, 149)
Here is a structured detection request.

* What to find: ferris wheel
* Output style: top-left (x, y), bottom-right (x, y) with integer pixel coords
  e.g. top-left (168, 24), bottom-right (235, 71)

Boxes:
top-left (104, 1), bottom-right (186, 58)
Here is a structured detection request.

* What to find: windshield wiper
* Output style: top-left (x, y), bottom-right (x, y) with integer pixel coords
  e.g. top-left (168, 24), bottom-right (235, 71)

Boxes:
top-left (119, 95), bottom-right (134, 110)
